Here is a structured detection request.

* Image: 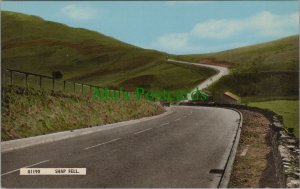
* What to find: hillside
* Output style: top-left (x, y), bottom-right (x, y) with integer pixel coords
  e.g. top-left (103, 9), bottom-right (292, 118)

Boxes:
top-left (177, 35), bottom-right (299, 73)
top-left (175, 35), bottom-right (299, 101)
top-left (1, 11), bottom-right (216, 92)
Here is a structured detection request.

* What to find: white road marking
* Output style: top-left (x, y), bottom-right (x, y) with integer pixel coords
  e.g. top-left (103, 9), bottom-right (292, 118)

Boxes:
top-left (174, 118), bottom-right (181, 121)
top-left (1, 160), bottom-right (50, 176)
top-left (84, 138), bottom-right (121, 150)
top-left (160, 122), bottom-right (169, 126)
top-left (183, 115), bottom-right (187, 118)
top-left (134, 128), bottom-right (152, 135)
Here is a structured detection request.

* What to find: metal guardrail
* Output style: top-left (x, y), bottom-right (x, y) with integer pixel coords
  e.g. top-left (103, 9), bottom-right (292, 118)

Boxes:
top-left (3, 69), bottom-right (136, 96)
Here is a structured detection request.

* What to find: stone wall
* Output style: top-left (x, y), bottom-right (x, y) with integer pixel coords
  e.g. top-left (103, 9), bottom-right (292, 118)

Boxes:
top-left (269, 114), bottom-right (300, 187)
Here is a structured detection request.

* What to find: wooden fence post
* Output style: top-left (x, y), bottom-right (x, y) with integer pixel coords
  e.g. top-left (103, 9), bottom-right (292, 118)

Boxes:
top-left (25, 74), bottom-right (28, 88)
top-left (10, 70), bottom-right (13, 85)
top-left (39, 75), bottom-right (42, 88)
top-left (52, 78), bottom-right (55, 90)
top-left (74, 83), bottom-right (75, 93)
top-left (3, 71), bottom-right (5, 87)
top-left (64, 81), bottom-right (66, 91)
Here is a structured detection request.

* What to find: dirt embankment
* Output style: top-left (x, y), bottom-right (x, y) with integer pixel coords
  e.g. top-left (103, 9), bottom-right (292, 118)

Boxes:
top-left (198, 58), bottom-right (233, 68)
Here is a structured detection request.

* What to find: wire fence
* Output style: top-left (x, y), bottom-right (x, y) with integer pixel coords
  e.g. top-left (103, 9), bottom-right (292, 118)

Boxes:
top-left (2, 69), bottom-right (136, 97)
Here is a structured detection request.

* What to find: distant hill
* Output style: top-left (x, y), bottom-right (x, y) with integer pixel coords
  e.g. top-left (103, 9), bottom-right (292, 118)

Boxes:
top-left (177, 35), bottom-right (299, 101)
top-left (177, 35), bottom-right (299, 73)
top-left (1, 11), bottom-right (216, 91)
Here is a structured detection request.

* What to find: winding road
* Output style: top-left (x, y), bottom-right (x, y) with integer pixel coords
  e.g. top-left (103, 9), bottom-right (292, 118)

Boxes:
top-left (1, 60), bottom-right (240, 188)
top-left (167, 59), bottom-right (229, 100)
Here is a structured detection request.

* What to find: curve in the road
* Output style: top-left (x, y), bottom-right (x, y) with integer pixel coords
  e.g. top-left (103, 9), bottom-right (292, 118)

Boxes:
top-left (167, 59), bottom-right (229, 100)
top-left (2, 106), bottom-right (241, 188)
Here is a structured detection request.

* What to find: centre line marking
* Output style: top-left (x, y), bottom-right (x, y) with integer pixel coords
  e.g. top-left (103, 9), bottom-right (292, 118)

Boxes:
top-left (134, 128), bottom-right (152, 135)
top-left (84, 138), bottom-right (121, 150)
top-left (1, 160), bottom-right (50, 176)
top-left (160, 122), bottom-right (169, 126)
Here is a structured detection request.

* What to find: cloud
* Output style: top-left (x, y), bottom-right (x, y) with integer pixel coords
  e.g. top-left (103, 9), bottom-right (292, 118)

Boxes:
top-left (191, 19), bottom-right (243, 39)
top-left (61, 4), bottom-right (98, 20)
top-left (157, 33), bottom-right (189, 49)
top-left (191, 11), bottom-right (299, 39)
top-left (153, 11), bottom-right (298, 53)
top-left (154, 33), bottom-right (203, 53)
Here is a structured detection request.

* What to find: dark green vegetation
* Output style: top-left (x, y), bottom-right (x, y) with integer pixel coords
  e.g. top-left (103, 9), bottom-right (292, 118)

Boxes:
top-left (246, 100), bottom-right (299, 138)
top-left (208, 72), bottom-right (299, 102)
top-left (1, 86), bottom-right (164, 141)
top-left (2, 11), bottom-right (216, 92)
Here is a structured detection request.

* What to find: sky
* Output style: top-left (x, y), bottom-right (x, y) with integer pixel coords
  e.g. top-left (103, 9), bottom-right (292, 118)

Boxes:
top-left (1, 1), bottom-right (299, 55)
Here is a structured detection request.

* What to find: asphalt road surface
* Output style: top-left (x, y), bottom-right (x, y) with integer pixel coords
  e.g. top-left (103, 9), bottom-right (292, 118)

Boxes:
top-left (167, 59), bottom-right (229, 100)
top-left (2, 106), bottom-right (240, 188)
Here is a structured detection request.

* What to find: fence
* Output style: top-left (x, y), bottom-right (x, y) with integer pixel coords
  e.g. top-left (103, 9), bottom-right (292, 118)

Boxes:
top-left (2, 69), bottom-right (136, 97)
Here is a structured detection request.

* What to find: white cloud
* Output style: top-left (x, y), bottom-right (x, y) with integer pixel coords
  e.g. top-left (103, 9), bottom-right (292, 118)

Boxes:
top-left (153, 11), bottom-right (298, 53)
top-left (61, 4), bottom-right (98, 20)
top-left (191, 19), bottom-right (244, 39)
top-left (191, 11), bottom-right (299, 39)
top-left (158, 33), bottom-right (189, 49)
top-left (154, 33), bottom-right (203, 53)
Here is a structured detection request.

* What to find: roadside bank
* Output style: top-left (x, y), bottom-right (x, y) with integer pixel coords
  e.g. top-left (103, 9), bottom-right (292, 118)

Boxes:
top-left (1, 86), bottom-right (164, 141)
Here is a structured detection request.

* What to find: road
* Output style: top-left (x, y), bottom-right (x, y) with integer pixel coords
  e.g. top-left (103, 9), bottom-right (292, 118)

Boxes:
top-left (1, 106), bottom-right (240, 188)
top-left (167, 59), bottom-right (229, 100)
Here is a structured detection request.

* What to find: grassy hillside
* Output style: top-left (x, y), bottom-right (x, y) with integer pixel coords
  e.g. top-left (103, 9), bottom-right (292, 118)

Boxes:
top-left (1, 11), bottom-right (216, 92)
top-left (1, 86), bottom-right (164, 141)
top-left (177, 35), bottom-right (299, 73)
top-left (176, 35), bottom-right (299, 100)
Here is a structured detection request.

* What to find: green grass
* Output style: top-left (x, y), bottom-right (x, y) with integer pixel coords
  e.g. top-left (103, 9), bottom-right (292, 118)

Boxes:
top-left (176, 35), bottom-right (299, 102)
top-left (1, 86), bottom-right (164, 141)
top-left (177, 35), bottom-right (299, 73)
top-left (246, 100), bottom-right (299, 137)
top-left (1, 11), bottom-right (216, 92)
